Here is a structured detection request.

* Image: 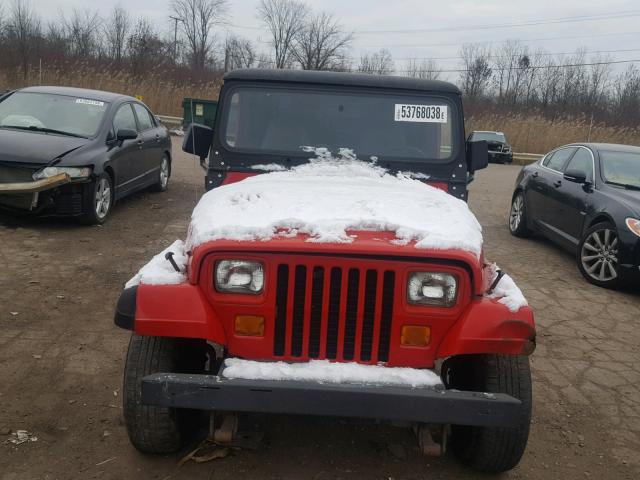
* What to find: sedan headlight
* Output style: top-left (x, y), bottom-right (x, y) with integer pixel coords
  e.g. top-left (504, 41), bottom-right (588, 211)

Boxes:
top-left (215, 260), bottom-right (264, 294)
top-left (33, 166), bottom-right (92, 180)
top-left (626, 218), bottom-right (640, 237)
top-left (407, 272), bottom-right (458, 307)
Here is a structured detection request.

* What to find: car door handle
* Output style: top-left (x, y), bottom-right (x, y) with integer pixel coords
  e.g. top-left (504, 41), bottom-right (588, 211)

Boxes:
top-left (553, 180), bottom-right (562, 188)
top-left (155, 134), bottom-right (161, 143)
top-left (532, 171), bottom-right (538, 178)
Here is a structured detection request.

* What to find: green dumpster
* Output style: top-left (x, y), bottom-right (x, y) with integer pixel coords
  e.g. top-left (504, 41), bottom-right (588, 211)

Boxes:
top-left (182, 97), bottom-right (217, 129)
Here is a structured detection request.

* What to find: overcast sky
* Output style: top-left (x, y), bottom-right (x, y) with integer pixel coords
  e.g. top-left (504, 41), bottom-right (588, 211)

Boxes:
top-left (31, 0), bottom-right (640, 79)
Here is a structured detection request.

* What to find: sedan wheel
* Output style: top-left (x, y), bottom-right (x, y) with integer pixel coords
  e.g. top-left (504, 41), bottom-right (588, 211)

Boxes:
top-left (151, 155), bottom-right (170, 192)
top-left (95, 177), bottom-right (112, 220)
top-left (508, 192), bottom-right (531, 238)
top-left (578, 222), bottom-right (623, 288)
top-left (79, 172), bottom-right (113, 225)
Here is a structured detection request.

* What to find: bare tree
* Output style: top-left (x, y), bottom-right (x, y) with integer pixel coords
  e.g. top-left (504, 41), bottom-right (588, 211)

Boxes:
top-left (127, 17), bottom-right (166, 76)
top-left (62, 9), bottom-right (101, 57)
top-left (105, 5), bottom-right (130, 62)
top-left (358, 48), bottom-right (393, 75)
top-left (224, 35), bottom-right (256, 71)
top-left (406, 59), bottom-right (441, 80)
top-left (6, 0), bottom-right (41, 78)
top-left (258, 0), bottom-right (308, 69)
top-left (170, 0), bottom-right (227, 70)
top-left (291, 11), bottom-right (352, 70)
top-left (459, 43), bottom-right (492, 98)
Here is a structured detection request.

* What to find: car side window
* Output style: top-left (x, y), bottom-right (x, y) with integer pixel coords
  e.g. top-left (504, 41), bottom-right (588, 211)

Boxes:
top-left (564, 148), bottom-right (593, 181)
top-left (113, 104), bottom-right (137, 132)
top-left (545, 148), bottom-right (575, 172)
top-left (133, 104), bottom-right (154, 131)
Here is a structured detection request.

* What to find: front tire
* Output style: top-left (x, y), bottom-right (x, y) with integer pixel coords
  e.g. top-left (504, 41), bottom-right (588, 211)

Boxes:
top-left (79, 172), bottom-right (112, 225)
top-left (577, 222), bottom-right (623, 289)
top-left (509, 191), bottom-right (532, 238)
top-left (444, 354), bottom-right (532, 473)
top-left (123, 335), bottom-right (206, 454)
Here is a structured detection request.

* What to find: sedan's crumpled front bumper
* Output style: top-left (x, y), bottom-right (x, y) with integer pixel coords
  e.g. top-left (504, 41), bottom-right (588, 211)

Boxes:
top-left (0, 172), bottom-right (70, 194)
top-left (142, 371), bottom-right (522, 427)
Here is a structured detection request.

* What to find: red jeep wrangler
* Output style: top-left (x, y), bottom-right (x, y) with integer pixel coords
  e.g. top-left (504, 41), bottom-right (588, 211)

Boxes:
top-left (114, 70), bottom-right (535, 473)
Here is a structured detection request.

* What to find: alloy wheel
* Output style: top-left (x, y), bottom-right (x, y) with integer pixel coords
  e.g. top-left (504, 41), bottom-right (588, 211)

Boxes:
top-left (95, 177), bottom-right (111, 219)
top-left (580, 228), bottom-right (619, 282)
top-left (160, 157), bottom-right (169, 188)
top-left (509, 195), bottom-right (523, 232)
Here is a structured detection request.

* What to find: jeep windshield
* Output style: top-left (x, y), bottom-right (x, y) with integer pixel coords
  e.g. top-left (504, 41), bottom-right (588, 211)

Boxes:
top-left (0, 92), bottom-right (108, 138)
top-left (222, 86), bottom-right (454, 162)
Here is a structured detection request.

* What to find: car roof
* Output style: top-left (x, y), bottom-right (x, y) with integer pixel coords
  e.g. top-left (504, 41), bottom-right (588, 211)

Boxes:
top-left (564, 143), bottom-right (640, 154)
top-left (473, 130), bottom-right (505, 135)
top-left (224, 69), bottom-right (461, 95)
top-left (16, 86), bottom-right (135, 103)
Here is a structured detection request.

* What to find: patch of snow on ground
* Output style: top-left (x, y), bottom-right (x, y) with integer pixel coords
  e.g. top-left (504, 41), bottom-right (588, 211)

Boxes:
top-left (188, 149), bottom-right (483, 256)
top-left (222, 358), bottom-right (443, 388)
top-left (125, 240), bottom-right (187, 288)
top-left (485, 263), bottom-right (528, 312)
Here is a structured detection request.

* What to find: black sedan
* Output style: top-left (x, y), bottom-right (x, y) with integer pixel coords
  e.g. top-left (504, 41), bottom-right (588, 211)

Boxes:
top-left (509, 143), bottom-right (640, 288)
top-left (469, 131), bottom-right (513, 164)
top-left (0, 86), bottom-right (172, 224)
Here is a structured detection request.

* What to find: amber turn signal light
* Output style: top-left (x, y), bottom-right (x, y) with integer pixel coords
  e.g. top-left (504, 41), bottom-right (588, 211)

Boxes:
top-left (400, 325), bottom-right (430, 347)
top-left (234, 315), bottom-right (265, 336)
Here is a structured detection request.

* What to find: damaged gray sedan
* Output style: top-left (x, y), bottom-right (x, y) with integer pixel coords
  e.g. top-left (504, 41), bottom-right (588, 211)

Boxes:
top-left (0, 86), bottom-right (171, 224)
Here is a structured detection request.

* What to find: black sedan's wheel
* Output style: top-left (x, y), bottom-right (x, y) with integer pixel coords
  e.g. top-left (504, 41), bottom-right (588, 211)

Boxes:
top-left (509, 192), bottom-right (532, 237)
top-left (151, 155), bottom-right (170, 192)
top-left (578, 222), bottom-right (622, 289)
top-left (79, 172), bottom-right (113, 225)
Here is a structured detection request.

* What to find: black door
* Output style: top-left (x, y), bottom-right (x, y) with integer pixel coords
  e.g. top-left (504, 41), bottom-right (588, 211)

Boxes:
top-left (110, 103), bottom-right (141, 197)
top-left (550, 147), bottom-right (595, 245)
top-left (526, 147), bottom-right (576, 230)
top-left (132, 103), bottom-right (162, 182)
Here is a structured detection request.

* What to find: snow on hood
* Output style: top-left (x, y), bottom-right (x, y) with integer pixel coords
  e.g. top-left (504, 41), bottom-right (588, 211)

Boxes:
top-left (188, 149), bottom-right (483, 256)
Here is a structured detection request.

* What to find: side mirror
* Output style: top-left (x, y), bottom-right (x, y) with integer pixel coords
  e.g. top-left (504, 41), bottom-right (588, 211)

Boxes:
top-left (466, 140), bottom-right (488, 172)
top-left (564, 169), bottom-right (587, 184)
top-left (117, 129), bottom-right (138, 141)
top-left (182, 123), bottom-right (213, 164)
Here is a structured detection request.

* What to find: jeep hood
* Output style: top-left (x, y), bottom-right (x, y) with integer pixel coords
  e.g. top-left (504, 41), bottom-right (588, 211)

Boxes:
top-left (187, 150), bottom-right (483, 257)
top-left (0, 127), bottom-right (88, 165)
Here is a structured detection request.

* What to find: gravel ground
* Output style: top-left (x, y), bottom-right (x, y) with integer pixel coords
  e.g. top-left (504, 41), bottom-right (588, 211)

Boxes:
top-left (0, 146), bottom-right (638, 479)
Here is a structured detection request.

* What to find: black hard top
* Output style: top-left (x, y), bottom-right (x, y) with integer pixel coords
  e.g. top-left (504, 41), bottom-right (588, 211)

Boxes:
top-left (573, 143), bottom-right (640, 153)
top-left (17, 85), bottom-right (134, 103)
top-left (224, 69), bottom-right (461, 95)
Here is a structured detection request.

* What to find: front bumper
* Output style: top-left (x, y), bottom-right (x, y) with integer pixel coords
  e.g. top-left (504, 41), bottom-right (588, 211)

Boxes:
top-left (0, 174), bottom-right (87, 215)
top-left (142, 372), bottom-right (522, 427)
top-left (488, 151), bottom-right (513, 163)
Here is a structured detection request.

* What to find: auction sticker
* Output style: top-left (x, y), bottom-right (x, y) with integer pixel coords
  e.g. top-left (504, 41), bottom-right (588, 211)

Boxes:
top-left (394, 104), bottom-right (447, 123)
top-left (76, 98), bottom-right (105, 107)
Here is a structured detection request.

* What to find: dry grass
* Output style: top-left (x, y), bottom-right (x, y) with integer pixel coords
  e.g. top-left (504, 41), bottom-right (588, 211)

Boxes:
top-left (0, 62), bottom-right (222, 116)
top-left (467, 113), bottom-right (640, 154)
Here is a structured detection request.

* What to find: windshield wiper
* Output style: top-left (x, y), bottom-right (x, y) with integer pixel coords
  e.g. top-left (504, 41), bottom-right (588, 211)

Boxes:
top-left (605, 180), bottom-right (640, 191)
top-left (1, 125), bottom-right (86, 138)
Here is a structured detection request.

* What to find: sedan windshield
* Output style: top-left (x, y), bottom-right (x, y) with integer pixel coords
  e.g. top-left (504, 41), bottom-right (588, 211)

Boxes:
top-left (472, 132), bottom-right (506, 142)
top-left (600, 150), bottom-right (640, 188)
top-left (0, 92), bottom-right (109, 138)
top-left (223, 86), bottom-right (454, 161)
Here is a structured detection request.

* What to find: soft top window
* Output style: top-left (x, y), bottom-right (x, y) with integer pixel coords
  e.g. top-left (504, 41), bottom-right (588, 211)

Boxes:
top-left (223, 86), bottom-right (455, 162)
